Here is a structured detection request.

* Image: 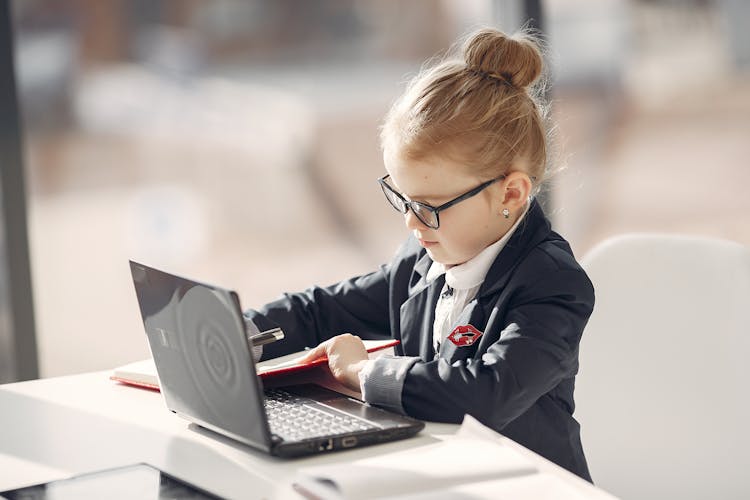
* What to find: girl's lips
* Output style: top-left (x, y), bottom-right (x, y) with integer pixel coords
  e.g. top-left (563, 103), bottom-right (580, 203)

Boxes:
top-left (419, 239), bottom-right (438, 248)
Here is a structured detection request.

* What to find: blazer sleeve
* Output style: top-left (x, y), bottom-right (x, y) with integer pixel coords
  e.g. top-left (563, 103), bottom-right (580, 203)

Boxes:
top-left (399, 263), bottom-right (594, 427)
top-left (243, 264), bottom-right (392, 360)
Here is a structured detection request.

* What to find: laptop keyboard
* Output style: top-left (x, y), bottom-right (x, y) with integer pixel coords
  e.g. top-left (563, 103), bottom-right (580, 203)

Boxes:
top-left (264, 388), bottom-right (378, 441)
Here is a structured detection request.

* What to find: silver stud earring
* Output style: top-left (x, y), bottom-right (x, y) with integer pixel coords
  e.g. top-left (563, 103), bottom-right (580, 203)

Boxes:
top-left (502, 208), bottom-right (510, 219)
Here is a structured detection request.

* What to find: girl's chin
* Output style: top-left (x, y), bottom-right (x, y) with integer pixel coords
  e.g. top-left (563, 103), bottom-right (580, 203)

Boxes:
top-left (425, 248), bottom-right (461, 266)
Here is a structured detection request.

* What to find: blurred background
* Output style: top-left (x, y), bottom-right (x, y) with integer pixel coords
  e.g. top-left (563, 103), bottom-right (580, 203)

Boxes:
top-left (1, 0), bottom-right (748, 382)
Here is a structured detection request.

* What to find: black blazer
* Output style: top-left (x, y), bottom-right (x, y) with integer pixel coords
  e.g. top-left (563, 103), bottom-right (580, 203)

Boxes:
top-left (246, 199), bottom-right (594, 481)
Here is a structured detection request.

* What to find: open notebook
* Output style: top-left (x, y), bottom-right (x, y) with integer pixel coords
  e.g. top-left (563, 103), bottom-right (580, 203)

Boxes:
top-left (111, 338), bottom-right (399, 391)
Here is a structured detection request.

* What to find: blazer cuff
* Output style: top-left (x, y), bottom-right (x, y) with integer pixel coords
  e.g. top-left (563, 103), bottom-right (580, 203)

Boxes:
top-left (359, 355), bottom-right (420, 414)
top-left (250, 344), bottom-right (263, 363)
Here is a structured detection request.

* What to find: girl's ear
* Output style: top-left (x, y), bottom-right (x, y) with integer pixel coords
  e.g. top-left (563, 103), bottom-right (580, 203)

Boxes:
top-left (500, 171), bottom-right (532, 211)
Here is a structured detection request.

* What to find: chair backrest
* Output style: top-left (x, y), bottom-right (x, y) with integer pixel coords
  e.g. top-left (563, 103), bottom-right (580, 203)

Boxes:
top-left (576, 233), bottom-right (750, 500)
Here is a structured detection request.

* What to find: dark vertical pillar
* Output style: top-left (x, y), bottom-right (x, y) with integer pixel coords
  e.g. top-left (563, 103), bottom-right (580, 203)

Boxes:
top-left (0, 0), bottom-right (39, 382)
top-left (523, 0), bottom-right (551, 211)
top-left (524, 0), bottom-right (545, 33)
top-left (492, 0), bottom-right (551, 211)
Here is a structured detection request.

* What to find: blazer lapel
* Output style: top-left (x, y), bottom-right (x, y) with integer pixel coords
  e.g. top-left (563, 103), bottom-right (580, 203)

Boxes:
top-left (408, 251), bottom-right (433, 293)
top-left (400, 254), bottom-right (442, 359)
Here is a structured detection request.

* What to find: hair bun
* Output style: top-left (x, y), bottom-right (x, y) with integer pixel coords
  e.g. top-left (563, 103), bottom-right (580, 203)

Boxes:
top-left (462, 28), bottom-right (543, 89)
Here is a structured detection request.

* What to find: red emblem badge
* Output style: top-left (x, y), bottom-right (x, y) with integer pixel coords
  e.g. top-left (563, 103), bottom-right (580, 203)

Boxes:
top-left (447, 324), bottom-right (483, 347)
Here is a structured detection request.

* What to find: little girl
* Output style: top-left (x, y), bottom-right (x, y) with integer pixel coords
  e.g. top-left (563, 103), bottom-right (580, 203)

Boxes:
top-left (245, 28), bottom-right (594, 481)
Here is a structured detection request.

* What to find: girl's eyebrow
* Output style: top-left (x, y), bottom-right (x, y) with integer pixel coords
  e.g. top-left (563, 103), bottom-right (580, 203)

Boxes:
top-left (389, 181), bottom-right (450, 202)
top-left (408, 187), bottom-right (472, 203)
top-left (389, 176), bottom-right (474, 203)
top-left (400, 190), bottom-right (445, 204)
top-left (387, 182), bottom-right (431, 201)
top-left (402, 190), bottom-right (433, 200)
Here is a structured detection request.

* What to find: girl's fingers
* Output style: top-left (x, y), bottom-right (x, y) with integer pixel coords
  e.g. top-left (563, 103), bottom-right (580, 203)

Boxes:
top-left (298, 342), bottom-right (328, 363)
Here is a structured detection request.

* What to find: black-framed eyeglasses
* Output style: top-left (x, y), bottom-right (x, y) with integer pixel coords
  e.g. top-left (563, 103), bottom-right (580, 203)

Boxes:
top-left (378, 174), bottom-right (506, 230)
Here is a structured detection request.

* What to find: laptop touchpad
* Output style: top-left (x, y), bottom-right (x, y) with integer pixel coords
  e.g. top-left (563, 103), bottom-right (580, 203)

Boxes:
top-left (320, 398), bottom-right (414, 428)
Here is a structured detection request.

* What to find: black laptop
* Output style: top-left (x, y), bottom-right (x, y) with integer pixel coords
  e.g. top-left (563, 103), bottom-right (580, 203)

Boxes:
top-left (129, 261), bottom-right (424, 457)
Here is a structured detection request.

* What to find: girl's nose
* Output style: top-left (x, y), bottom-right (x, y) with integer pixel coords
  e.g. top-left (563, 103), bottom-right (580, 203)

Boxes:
top-left (404, 210), bottom-right (428, 231)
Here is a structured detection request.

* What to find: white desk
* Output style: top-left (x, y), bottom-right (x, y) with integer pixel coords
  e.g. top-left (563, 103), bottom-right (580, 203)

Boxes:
top-left (0, 372), bottom-right (616, 499)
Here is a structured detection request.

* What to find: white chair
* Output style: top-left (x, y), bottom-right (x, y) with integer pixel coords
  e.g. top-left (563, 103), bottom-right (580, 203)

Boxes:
top-left (575, 233), bottom-right (750, 500)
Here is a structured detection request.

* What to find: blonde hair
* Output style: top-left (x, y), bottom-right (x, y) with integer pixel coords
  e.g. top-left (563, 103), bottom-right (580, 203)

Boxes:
top-left (381, 28), bottom-right (549, 189)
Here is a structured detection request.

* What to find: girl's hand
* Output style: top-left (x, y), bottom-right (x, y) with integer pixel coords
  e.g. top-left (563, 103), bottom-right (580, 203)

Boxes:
top-left (299, 334), bottom-right (369, 391)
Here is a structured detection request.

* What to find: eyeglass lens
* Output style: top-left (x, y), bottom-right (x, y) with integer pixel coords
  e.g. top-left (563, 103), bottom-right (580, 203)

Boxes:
top-left (380, 178), bottom-right (440, 229)
top-left (411, 204), bottom-right (438, 228)
top-left (381, 184), bottom-right (406, 212)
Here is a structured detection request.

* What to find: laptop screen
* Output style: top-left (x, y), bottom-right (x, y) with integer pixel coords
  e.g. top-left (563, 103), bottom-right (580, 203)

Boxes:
top-left (130, 261), bottom-right (272, 450)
